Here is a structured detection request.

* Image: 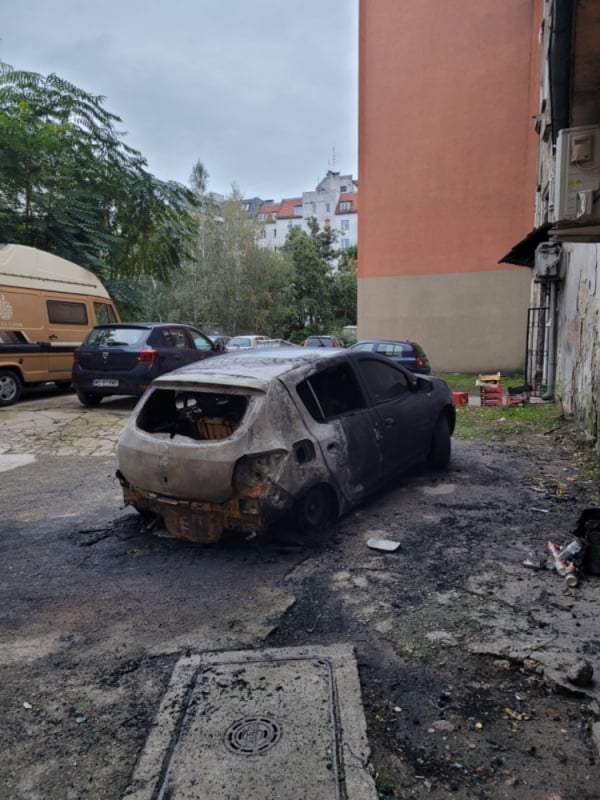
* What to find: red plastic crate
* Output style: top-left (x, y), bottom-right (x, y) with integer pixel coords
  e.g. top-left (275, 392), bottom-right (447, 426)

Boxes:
top-left (452, 391), bottom-right (469, 405)
top-left (480, 385), bottom-right (503, 406)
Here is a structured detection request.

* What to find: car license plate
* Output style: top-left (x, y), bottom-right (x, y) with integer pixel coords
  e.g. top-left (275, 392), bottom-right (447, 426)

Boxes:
top-left (93, 379), bottom-right (119, 387)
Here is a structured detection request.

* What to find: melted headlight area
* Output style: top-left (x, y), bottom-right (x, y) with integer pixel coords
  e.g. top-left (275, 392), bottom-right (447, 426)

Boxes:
top-left (136, 388), bottom-right (248, 440)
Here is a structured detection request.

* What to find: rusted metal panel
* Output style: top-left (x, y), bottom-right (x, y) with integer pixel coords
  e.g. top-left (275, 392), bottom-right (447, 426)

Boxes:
top-left (122, 478), bottom-right (292, 544)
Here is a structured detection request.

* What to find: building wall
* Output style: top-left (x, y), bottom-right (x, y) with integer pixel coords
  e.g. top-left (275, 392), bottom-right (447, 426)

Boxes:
top-left (358, 270), bottom-right (532, 373)
top-left (358, 0), bottom-right (542, 372)
top-left (555, 243), bottom-right (600, 442)
top-left (528, 0), bottom-right (600, 448)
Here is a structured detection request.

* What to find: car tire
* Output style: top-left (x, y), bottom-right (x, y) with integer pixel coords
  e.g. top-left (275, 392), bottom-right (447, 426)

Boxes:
top-left (76, 389), bottom-right (102, 407)
top-left (0, 369), bottom-right (22, 407)
top-left (295, 485), bottom-right (334, 531)
top-left (427, 415), bottom-right (451, 469)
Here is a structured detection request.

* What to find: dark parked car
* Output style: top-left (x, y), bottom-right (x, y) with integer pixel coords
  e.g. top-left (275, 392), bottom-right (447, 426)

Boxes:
top-left (350, 339), bottom-right (431, 374)
top-left (116, 348), bottom-right (455, 544)
top-left (72, 322), bottom-right (223, 406)
top-left (303, 335), bottom-right (344, 348)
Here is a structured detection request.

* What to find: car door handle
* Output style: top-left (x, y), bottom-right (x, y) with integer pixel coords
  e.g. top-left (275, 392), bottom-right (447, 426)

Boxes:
top-left (384, 417), bottom-right (395, 427)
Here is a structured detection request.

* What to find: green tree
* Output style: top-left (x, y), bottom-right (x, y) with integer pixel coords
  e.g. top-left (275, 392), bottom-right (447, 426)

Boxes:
top-left (136, 182), bottom-right (294, 336)
top-left (283, 226), bottom-right (334, 338)
top-left (330, 245), bottom-right (357, 327)
top-left (0, 64), bottom-right (197, 313)
top-left (306, 216), bottom-right (339, 264)
top-left (189, 160), bottom-right (209, 196)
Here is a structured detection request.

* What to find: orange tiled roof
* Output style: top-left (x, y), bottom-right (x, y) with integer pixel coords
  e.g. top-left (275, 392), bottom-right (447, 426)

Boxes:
top-left (335, 193), bottom-right (358, 214)
top-left (277, 197), bottom-right (303, 220)
top-left (257, 202), bottom-right (281, 223)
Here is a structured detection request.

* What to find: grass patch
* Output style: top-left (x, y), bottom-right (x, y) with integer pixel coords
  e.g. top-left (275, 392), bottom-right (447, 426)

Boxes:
top-left (455, 401), bottom-right (564, 441)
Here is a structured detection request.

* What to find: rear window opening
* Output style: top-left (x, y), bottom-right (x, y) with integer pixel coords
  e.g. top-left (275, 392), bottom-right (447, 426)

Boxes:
top-left (137, 388), bottom-right (249, 440)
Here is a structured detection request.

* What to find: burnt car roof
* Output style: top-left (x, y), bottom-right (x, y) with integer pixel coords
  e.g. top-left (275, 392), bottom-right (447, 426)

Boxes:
top-left (151, 347), bottom-right (337, 388)
top-left (151, 347), bottom-right (422, 389)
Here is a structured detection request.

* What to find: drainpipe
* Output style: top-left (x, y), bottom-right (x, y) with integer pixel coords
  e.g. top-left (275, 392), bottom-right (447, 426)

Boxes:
top-left (549, 0), bottom-right (575, 141)
top-left (542, 281), bottom-right (558, 400)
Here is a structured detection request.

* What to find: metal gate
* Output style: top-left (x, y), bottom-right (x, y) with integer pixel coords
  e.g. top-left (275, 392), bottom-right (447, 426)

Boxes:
top-left (525, 307), bottom-right (549, 396)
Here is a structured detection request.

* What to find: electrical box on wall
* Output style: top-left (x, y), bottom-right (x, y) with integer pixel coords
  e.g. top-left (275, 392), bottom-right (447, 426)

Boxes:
top-left (554, 125), bottom-right (600, 224)
top-left (533, 242), bottom-right (563, 281)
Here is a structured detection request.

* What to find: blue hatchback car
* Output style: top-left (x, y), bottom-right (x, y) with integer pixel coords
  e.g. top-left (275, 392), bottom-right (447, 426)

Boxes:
top-left (72, 322), bottom-right (224, 406)
top-left (350, 340), bottom-right (431, 374)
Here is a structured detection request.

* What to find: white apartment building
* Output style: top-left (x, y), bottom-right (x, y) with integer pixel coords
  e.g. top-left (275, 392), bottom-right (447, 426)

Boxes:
top-left (254, 171), bottom-right (358, 252)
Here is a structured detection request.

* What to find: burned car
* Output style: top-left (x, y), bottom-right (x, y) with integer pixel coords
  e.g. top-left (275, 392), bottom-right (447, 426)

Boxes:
top-left (116, 349), bottom-right (455, 543)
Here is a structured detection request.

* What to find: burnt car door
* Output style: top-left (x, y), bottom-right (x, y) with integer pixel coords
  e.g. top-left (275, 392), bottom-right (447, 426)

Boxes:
top-left (295, 360), bottom-right (385, 502)
top-left (353, 357), bottom-right (432, 475)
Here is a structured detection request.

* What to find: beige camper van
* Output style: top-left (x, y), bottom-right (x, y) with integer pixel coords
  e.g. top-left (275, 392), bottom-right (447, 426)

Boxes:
top-left (0, 244), bottom-right (120, 406)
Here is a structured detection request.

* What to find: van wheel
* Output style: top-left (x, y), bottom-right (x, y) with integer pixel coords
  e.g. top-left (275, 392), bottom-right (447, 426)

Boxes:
top-left (295, 485), bottom-right (334, 531)
top-left (0, 369), bottom-right (22, 407)
top-left (427, 415), bottom-right (451, 469)
top-left (76, 389), bottom-right (102, 407)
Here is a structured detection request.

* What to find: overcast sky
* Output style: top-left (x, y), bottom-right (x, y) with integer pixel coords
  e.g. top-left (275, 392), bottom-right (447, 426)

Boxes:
top-left (1, 0), bottom-right (359, 201)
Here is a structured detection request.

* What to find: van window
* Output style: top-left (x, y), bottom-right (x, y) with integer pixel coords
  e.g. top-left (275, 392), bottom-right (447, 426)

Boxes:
top-left (94, 302), bottom-right (118, 325)
top-left (0, 330), bottom-right (28, 344)
top-left (47, 300), bottom-right (88, 325)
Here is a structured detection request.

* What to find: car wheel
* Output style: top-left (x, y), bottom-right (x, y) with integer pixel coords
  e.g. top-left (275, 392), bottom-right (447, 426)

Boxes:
top-left (427, 415), bottom-right (451, 469)
top-left (76, 389), bottom-right (102, 407)
top-left (295, 485), bottom-right (334, 531)
top-left (0, 369), bottom-right (22, 407)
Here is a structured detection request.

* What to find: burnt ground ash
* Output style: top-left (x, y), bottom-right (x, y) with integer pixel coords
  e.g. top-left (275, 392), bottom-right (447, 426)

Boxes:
top-left (1, 419), bottom-right (600, 799)
top-left (268, 425), bottom-right (600, 799)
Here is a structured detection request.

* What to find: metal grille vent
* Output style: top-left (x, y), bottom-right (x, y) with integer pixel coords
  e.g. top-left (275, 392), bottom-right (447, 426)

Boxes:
top-left (224, 716), bottom-right (281, 756)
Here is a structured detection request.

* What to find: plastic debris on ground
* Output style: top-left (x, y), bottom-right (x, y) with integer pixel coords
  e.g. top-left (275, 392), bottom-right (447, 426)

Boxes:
top-left (367, 538), bottom-right (401, 552)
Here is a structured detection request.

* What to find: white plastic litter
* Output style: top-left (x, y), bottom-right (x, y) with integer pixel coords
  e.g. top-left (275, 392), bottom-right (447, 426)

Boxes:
top-left (367, 538), bottom-right (401, 552)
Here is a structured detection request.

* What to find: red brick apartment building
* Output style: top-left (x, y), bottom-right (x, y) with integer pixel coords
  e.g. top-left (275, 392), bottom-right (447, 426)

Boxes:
top-left (358, 0), bottom-right (543, 372)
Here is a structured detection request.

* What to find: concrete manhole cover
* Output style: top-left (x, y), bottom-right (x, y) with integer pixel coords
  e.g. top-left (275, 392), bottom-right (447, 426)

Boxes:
top-left (224, 715), bottom-right (282, 755)
top-left (123, 644), bottom-right (377, 800)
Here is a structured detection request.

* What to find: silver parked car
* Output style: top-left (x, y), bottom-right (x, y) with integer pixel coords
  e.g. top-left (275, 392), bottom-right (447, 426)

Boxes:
top-left (225, 334), bottom-right (271, 350)
top-left (116, 349), bottom-right (455, 544)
